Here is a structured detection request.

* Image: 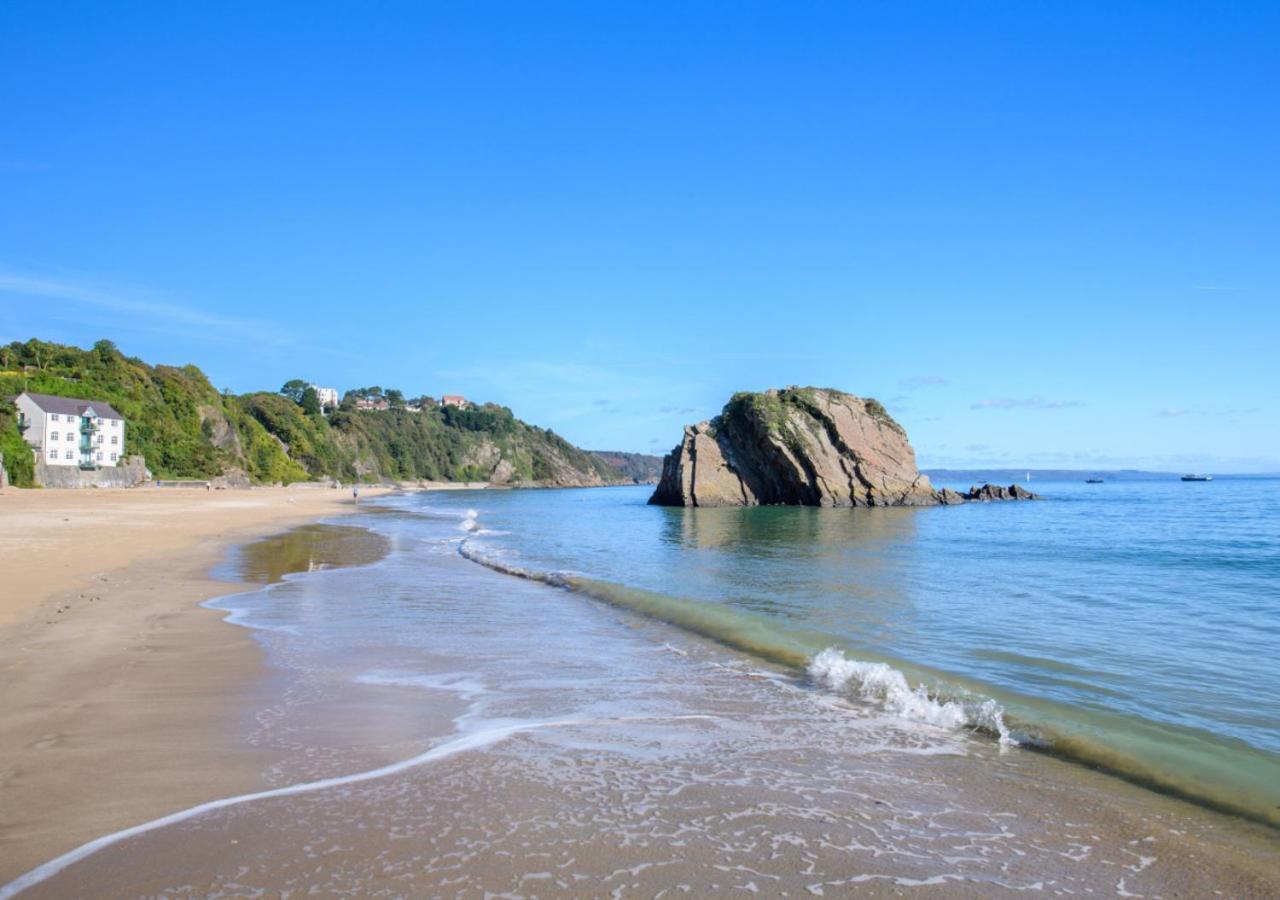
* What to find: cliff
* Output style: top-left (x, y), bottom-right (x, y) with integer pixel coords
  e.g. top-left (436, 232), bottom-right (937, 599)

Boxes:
top-left (650, 387), bottom-right (1035, 507)
top-left (0, 338), bottom-right (630, 488)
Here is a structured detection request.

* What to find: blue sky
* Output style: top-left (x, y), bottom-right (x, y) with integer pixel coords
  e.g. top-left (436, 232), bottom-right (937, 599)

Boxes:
top-left (2, 3), bottom-right (1277, 471)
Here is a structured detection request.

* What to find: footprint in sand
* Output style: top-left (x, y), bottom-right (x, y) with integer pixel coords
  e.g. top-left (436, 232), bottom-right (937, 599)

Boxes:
top-left (29, 733), bottom-right (63, 750)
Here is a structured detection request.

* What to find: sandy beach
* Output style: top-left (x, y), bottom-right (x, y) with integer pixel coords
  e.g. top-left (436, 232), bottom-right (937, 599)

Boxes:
top-left (0, 484), bottom-right (393, 881)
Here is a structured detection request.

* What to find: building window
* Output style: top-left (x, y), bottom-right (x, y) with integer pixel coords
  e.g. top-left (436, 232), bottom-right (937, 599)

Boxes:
top-left (97, 452), bottom-right (103, 461)
top-left (64, 450), bottom-right (73, 460)
top-left (50, 413), bottom-right (59, 421)
top-left (112, 419), bottom-right (119, 427)
top-left (68, 433), bottom-right (75, 441)
top-left (49, 449), bottom-right (57, 459)
top-left (110, 452), bottom-right (118, 462)
top-left (51, 431), bottom-right (59, 441)
top-left (111, 435), bottom-right (118, 444)
top-left (96, 434), bottom-right (104, 444)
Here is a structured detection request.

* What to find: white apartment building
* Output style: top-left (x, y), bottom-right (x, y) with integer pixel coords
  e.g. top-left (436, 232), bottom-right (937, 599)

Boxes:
top-left (14, 392), bottom-right (127, 469)
top-left (310, 385), bottom-right (340, 409)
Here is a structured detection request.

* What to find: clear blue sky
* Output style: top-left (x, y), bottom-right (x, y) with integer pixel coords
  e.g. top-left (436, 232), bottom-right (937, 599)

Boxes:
top-left (3, 3), bottom-right (1277, 471)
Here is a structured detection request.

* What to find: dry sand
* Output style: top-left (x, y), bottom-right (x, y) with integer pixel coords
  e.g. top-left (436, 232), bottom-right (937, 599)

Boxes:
top-left (0, 484), bottom-right (393, 881)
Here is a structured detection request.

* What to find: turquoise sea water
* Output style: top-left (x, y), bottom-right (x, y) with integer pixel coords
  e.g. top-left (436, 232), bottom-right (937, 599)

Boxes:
top-left (419, 478), bottom-right (1280, 825)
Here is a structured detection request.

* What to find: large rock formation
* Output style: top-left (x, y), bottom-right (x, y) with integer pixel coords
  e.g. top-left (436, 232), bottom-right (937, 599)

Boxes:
top-left (649, 387), bottom-right (1036, 508)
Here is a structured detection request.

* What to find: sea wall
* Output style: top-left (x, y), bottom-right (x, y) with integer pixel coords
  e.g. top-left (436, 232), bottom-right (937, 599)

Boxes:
top-left (35, 455), bottom-right (150, 489)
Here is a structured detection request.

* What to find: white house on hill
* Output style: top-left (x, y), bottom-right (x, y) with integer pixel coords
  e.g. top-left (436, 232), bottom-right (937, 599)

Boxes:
top-left (14, 391), bottom-right (127, 469)
top-left (309, 384), bottom-right (339, 409)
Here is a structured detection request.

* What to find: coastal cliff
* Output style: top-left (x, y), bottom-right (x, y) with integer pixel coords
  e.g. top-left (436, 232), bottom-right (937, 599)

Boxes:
top-left (650, 387), bottom-right (1035, 507)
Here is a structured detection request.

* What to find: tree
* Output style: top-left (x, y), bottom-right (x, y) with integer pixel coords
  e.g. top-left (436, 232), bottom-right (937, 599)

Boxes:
top-left (300, 386), bottom-right (322, 416)
top-left (386, 389), bottom-right (405, 409)
top-left (93, 339), bottom-right (119, 362)
top-left (280, 379), bottom-right (307, 403)
top-left (344, 386), bottom-right (384, 402)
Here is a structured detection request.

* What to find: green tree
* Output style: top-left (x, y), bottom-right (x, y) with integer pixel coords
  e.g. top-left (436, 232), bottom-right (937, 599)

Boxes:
top-left (93, 339), bottom-right (119, 362)
top-left (386, 388), bottom-right (405, 409)
top-left (300, 386), bottom-right (322, 416)
top-left (280, 379), bottom-right (307, 403)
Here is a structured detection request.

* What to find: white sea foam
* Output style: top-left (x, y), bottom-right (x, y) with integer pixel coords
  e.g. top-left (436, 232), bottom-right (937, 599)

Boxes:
top-left (0, 713), bottom-right (715, 899)
top-left (458, 509), bottom-right (481, 532)
top-left (354, 670), bottom-right (489, 701)
top-left (808, 648), bottom-right (1015, 748)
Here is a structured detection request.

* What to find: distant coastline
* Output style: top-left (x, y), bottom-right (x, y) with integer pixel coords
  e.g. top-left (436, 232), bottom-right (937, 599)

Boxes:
top-left (924, 468), bottom-right (1279, 482)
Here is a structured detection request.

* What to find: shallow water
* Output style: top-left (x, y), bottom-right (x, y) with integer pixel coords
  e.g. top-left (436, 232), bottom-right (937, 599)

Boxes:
top-left (234, 522), bottom-right (391, 585)
top-left (422, 479), bottom-right (1280, 824)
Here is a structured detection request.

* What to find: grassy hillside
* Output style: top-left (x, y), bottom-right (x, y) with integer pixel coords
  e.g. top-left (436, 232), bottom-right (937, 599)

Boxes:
top-left (0, 338), bottom-right (629, 488)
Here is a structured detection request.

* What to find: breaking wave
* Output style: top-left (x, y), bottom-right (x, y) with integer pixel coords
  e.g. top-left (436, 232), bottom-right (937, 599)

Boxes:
top-left (809, 648), bottom-right (1015, 747)
top-left (458, 538), bottom-right (1015, 748)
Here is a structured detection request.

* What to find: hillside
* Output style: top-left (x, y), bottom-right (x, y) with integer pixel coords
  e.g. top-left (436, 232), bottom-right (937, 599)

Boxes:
top-left (0, 339), bottom-right (632, 489)
top-left (588, 450), bottom-right (663, 484)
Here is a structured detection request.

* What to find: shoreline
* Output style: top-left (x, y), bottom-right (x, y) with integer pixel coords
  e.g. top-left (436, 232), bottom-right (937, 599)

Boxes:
top-left (12, 491), bottom-right (1280, 897)
top-left (0, 485), bottom-right (395, 881)
top-left (4, 485), bottom-right (1279, 895)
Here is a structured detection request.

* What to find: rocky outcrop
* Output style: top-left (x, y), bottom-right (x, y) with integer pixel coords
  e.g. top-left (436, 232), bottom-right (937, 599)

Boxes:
top-left (960, 483), bottom-right (1037, 502)
top-left (650, 387), bottom-right (1038, 508)
top-left (198, 404), bottom-right (243, 455)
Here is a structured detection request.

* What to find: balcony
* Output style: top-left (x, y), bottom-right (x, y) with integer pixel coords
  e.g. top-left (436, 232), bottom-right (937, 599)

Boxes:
top-left (80, 419), bottom-right (96, 434)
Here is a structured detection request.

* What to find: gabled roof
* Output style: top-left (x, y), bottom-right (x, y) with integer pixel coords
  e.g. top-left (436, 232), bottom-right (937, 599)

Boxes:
top-left (17, 391), bottom-right (125, 420)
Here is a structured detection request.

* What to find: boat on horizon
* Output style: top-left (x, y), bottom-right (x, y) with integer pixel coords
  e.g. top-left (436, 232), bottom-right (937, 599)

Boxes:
top-left (1180, 474), bottom-right (1213, 482)
top-left (1085, 478), bottom-right (1104, 483)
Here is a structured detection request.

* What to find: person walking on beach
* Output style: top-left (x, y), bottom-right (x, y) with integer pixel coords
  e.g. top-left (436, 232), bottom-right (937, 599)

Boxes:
top-left (352, 484), bottom-right (360, 505)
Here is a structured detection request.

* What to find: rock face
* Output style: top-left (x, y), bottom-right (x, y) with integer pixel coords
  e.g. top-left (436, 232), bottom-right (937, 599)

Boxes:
top-left (649, 387), bottom-right (1037, 508)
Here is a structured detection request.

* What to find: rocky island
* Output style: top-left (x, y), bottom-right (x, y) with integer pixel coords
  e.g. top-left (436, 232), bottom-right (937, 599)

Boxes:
top-left (650, 386), bottom-right (1037, 508)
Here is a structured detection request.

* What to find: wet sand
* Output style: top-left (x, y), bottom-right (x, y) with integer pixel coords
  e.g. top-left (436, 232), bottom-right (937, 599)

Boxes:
top-left (0, 486), bottom-right (393, 882)
top-left (15, 628), bottom-right (1280, 898)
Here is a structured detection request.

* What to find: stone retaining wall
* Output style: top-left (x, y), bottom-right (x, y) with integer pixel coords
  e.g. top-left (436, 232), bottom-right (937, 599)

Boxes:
top-left (34, 455), bottom-right (149, 489)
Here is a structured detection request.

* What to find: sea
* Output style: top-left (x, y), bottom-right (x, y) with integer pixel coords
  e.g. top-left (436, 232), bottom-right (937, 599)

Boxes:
top-left (9, 475), bottom-right (1280, 897)
top-left (445, 476), bottom-right (1280, 825)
